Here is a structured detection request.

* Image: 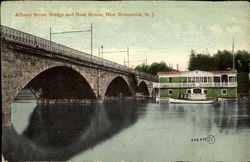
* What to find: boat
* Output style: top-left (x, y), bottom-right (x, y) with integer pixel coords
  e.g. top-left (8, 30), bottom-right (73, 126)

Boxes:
top-left (168, 91), bottom-right (217, 104)
top-left (168, 97), bottom-right (217, 104)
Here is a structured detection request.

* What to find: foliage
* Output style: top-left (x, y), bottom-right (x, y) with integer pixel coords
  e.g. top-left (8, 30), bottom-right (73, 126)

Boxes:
top-left (237, 72), bottom-right (250, 93)
top-left (135, 61), bottom-right (174, 75)
top-left (188, 49), bottom-right (249, 73)
top-left (235, 50), bottom-right (250, 72)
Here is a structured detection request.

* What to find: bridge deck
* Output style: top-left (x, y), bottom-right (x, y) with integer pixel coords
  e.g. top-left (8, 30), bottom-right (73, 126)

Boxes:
top-left (1, 25), bottom-right (158, 82)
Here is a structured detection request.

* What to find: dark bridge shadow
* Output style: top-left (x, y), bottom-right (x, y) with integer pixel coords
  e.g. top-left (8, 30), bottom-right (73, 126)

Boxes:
top-left (105, 76), bottom-right (132, 97)
top-left (28, 66), bottom-right (96, 101)
top-left (137, 81), bottom-right (150, 96)
top-left (2, 99), bottom-right (148, 161)
top-left (23, 104), bottom-right (95, 148)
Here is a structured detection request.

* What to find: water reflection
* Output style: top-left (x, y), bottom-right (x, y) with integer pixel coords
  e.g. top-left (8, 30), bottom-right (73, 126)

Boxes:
top-left (11, 101), bottom-right (37, 134)
top-left (213, 99), bottom-right (250, 132)
top-left (3, 98), bottom-right (250, 162)
top-left (158, 98), bottom-right (250, 133)
top-left (23, 104), bottom-right (96, 148)
top-left (3, 99), bottom-right (148, 161)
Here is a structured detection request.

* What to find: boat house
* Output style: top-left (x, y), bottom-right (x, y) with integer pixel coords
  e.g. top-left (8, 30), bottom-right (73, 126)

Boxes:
top-left (153, 70), bottom-right (237, 99)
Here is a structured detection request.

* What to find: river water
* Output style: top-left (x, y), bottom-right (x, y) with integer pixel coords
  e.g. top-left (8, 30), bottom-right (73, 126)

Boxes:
top-left (3, 98), bottom-right (250, 162)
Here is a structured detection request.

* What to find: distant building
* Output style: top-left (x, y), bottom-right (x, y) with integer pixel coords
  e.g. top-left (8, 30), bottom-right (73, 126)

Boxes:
top-left (153, 70), bottom-right (237, 98)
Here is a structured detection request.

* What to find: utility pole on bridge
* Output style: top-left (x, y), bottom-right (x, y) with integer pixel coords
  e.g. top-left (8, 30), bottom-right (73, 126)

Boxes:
top-left (50, 23), bottom-right (93, 61)
top-left (127, 47), bottom-right (129, 68)
top-left (99, 46), bottom-right (129, 67)
top-left (232, 37), bottom-right (235, 70)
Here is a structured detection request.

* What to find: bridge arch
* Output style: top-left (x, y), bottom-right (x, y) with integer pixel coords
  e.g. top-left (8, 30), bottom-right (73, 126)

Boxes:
top-left (104, 76), bottom-right (133, 97)
top-left (28, 66), bottom-right (96, 100)
top-left (16, 66), bottom-right (96, 102)
top-left (137, 81), bottom-right (150, 96)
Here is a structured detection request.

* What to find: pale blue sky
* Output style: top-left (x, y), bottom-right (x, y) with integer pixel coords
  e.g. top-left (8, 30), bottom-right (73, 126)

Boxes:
top-left (1, 1), bottom-right (250, 70)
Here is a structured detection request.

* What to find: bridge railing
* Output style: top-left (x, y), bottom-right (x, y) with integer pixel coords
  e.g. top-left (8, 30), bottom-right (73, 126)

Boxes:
top-left (1, 25), bottom-right (158, 82)
top-left (153, 82), bottom-right (237, 88)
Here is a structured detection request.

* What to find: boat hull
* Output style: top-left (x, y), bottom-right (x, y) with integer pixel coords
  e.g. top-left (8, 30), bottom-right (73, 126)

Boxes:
top-left (168, 98), bottom-right (216, 104)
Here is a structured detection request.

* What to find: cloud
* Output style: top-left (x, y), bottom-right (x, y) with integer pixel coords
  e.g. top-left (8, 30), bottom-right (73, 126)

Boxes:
top-left (226, 26), bottom-right (244, 35)
top-left (208, 24), bottom-right (223, 35)
top-left (225, 16), bottom-right (249, 26)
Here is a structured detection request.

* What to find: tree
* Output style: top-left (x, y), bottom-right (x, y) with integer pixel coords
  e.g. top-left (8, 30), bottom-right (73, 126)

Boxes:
top-left (235, 50), bottom-right (249, 72)
top-left (135, 64), bottom-right (150, 74)
top-left (188, 50), bottom-right (196, 71)
top-left (213, 50), bottom-right (233, 70)
top-left (188, 49), bottom-right (249, 72)
top-left (135, 61), bottom-right (175, 75)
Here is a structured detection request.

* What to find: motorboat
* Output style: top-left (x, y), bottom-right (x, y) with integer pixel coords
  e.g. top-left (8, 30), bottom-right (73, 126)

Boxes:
top-left (168, 97), bottom-right (217, 104)
top-left (168, 92), bottom-right (217, 104)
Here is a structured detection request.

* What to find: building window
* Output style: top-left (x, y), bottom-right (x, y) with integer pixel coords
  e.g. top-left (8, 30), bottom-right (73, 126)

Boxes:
top-left (169, 77), bottom-right (172, 83)
top-left (195, 77), bottom-right (198, 82)
top-left (222, 75), bottom-right (228, 82)
top-left (229, 76), bottom-right (236, 82)
top-left (214, 77), bottom-right (220, 82)
top-left (204, 77), bottom-right (207, 83)
top-left (195, 77), bottom-right (201, 83)
top-left (204, 89), bottom-right (207, 94)
top-left (191, 77), bottom-right (195, 83)
top-left (168, 89), bottom-right (173, 95)
top-left (222, 89), bottom-right (227, 95)
top-left (229, 76), bottom-right (233, 82)
top-left (187, 89), bottom-right (191, 93)
top-left (193, 88), bottom-right (202, 94)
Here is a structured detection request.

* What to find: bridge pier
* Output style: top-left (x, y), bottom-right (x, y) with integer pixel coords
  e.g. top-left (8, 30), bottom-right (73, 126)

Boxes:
top-left (2, 101), bottom-right (13, 130)
top-left (36, 98), bottom-right (102, 104)
top-left (2, 111), bottom-right (12, 129)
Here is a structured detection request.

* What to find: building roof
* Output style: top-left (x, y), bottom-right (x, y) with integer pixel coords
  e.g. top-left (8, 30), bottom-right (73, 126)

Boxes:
top-left (157, 71), bottom-right (187, 75)
top-left (208, 70), bottom-right (237, 73)
top-left (157, 70), bottom-right (237, 75)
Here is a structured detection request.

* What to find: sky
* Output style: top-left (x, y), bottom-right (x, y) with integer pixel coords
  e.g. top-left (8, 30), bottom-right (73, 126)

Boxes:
top-left (1, 1), bottom-right (250, 70)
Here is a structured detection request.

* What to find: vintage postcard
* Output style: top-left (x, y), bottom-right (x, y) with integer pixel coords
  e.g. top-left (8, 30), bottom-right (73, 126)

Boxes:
top-left (1, 1), bottom-right (250, 162)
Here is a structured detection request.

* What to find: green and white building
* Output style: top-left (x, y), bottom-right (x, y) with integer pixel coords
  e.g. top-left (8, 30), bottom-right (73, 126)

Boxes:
top-left (153, 70), bottom-right (237, 99)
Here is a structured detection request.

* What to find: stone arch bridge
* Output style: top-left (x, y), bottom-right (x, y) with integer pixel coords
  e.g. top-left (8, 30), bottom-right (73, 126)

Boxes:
top-left (1, 26), bottom-right (158, 128)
